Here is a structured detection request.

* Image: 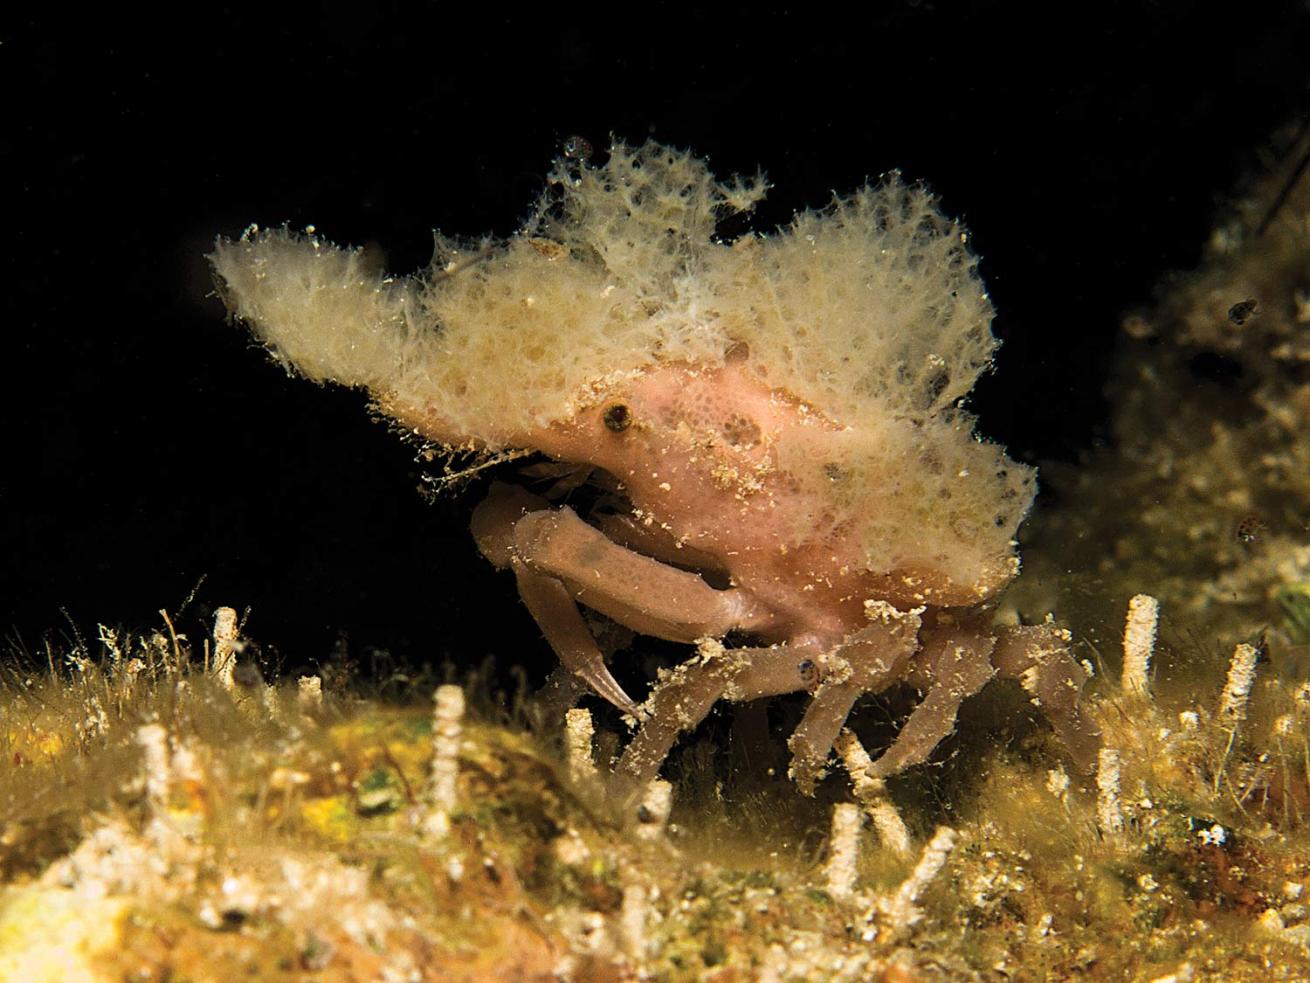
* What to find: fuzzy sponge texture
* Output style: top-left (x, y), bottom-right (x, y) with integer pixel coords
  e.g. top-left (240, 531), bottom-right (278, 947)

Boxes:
top-left (211, 140), bottom-right (1001, 437)
top-left (211, 140), bottom-right (1033, 590)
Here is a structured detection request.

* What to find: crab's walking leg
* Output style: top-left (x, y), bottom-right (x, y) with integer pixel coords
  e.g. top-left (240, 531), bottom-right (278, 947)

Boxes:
top-left (472, 483), bottom-right (639, 716)
top-left (511, 507), bottom-right (778, 642)
top-left (991, 623), bottom-right (1101, 772)
top-left (787, 607), bottom-right (923, 793)
top-left (866, 626), bottom-right (996, 779)
top-left (614, 641), bottom-right (824, 795)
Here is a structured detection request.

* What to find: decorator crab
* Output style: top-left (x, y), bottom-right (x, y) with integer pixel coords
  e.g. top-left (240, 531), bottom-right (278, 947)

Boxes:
top-left (210, 140), bottom-right (1099, 797)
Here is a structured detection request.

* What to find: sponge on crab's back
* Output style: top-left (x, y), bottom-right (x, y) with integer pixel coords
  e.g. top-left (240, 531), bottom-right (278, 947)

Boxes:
top-left (210, 140), bottom-right (1032, 591)
top-left (211, 141), bottom-right (998, 441)
top-left (716, 180), bottom-right (998, 424)
top-left (210, 230), bottom-right (421, 392)
top-left (391, 142), bottom-right (765, 440)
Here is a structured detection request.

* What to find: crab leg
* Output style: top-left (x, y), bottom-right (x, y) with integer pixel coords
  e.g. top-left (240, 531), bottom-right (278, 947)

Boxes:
top-left (865, 626), bottom-right (996, 778)
top-left (614, 641), bottom-right (824, 795)
top-left (991, 624), bottom-right (1101, 773)
top-left (787, 607), bottom-right (923, 793)
top-left (472, 483), bottom-right (639, 716)
top-left (591, 511), bottom-right (728, 581)
top-left (512, 561), bottom-right (642, 716)
top-left (473, 485), bottom-right (782, 718)
top-left (511, 506), bottom-right (778, 642)
top-left (470, 481), bottom-right (550, 569)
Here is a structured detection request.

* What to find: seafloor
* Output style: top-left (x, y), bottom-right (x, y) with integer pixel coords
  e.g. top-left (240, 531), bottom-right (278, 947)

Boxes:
top-left (5, 138), bottom-right (1310, 982)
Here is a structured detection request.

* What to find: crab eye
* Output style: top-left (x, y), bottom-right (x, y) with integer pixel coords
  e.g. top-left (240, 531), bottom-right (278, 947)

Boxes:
top-left (602, 403), bottom-right (632, 433)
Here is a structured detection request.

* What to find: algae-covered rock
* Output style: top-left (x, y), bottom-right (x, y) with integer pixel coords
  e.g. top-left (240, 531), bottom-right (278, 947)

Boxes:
top-left (5, 600), bottom-right (1310, 978)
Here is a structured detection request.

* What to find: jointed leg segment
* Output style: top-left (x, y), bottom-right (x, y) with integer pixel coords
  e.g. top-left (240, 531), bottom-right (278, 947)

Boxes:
top-left (472, 483), bottom-right (640, 715)
top-left (992, 624), bottom-right (1101, 773)
top-left (786, 607), bottom-right (923, 792)
top-left (614, 639), bottom-right (825, 794)
top-left (512, 507), bottom-right (776, 642)
top-left (865, 623), bottom-right (995, 778)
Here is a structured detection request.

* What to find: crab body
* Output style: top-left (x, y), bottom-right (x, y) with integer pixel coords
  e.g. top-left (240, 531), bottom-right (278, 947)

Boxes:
top-left (391, 356), bottom-right (1097, 794)
top-left (211, 139), bottom-right (1100, 797)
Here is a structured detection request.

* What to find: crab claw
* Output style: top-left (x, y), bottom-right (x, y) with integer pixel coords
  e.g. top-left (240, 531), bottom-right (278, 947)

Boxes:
top-left (511, 560), bottom-right (642, 717)
top-left (576, 661), bottom-right (642, 719)
top-left (471, 483), bottom-right (641, 717)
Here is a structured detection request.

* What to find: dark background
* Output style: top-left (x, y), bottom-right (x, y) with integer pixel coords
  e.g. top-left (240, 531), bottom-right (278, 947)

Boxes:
top-left (6, 3), bottom-right (1310, 680)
